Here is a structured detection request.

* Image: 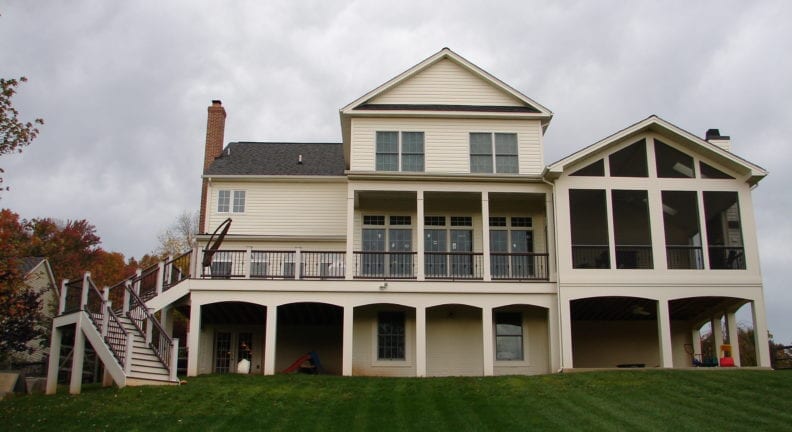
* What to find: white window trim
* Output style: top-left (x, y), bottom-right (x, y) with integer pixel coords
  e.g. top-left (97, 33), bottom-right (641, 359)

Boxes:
top-left (371, 311), bottom-right (413, 367)
top-left (493, 313), bottom-right (531, 367)
top-left (217, 189), bottom-right (246, 214)
top-left (375, 131), bottom-right (425, 172)
top-left (469, 132), bottom-right (519, 174)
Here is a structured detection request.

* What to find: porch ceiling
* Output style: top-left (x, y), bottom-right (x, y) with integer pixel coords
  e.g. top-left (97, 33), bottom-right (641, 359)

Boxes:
top-left (202, 302), bottom-right (267, 325)
top-left (571, 296), bottom-right (749, 322)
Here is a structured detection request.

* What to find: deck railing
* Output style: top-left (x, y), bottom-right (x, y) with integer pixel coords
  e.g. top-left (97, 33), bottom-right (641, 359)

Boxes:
top-left (708, 246), bottom-right (746, 269)
top-left (354, 252), bottom-right (417, 279)
top-left (301, 251), bottom-right (346, 279)
top-left (126, 285), bottom-right (174, 369)
top-left (163, 251), bottom-right (191, 290)
top-left (425, 252), bottom-right (484, 280)
top-left (250, 250), bottom-right (297, 279)
top-left (134, 265), bottom-right (160, 302)
top-left (491, 252), bottom-right (549, 280)
top-left (666, 245), bottom-right (704, 269)
top-left (571, 245), bottom-right (610, 269)
top-left (615, 245), bottom-right (653, 269)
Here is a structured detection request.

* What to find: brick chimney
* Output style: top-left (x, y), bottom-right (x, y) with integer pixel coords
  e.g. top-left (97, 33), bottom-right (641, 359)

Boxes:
top-left (705, 128), bottom-right (731, 152)
top-left (200, 100), bottom-right (227, 233)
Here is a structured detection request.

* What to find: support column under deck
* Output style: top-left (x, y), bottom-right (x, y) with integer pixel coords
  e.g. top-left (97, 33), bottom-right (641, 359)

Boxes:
top-left (342, 305), bottom-right (353, 376)
top-left (187, 303), bottom-right (201, 376)
top-left (416, 306), bottom-right (426, 377)
top-left (69, 315), bottom-right (86, 394)
top-left (726, 311), bottom-right (741, 367)
top-left (482, 306), bottom-right (494, 376)
top-left (46, 326), bottom-right (63, 394)
top-left (264, 306), bottom-right (278, 375)
top-left (657, 300), bottom-right (674, 368)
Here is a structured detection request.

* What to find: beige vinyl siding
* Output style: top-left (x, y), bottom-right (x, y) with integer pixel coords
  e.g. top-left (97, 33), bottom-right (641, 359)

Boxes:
top-left (207, 181), bottom-right (347, 237)
top-left (351, 117), bottom-right (543, 175)
top-left (370, 58), bottom-right (523, 106)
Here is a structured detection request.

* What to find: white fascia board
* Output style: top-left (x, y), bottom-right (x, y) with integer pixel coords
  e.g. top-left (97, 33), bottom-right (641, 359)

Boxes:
top-left (202, 175), bottom-right (348, 183)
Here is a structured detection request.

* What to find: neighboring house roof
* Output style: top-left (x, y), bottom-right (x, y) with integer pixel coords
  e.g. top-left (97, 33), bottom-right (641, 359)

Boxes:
top-left (204, 142), bottom-right (345, 177)
top-left (19, 256), bottom-right (58, 297)
top-left (20, 257), bottom-right (47, 276)
top-left (544, 115), bottom-right (768, 185)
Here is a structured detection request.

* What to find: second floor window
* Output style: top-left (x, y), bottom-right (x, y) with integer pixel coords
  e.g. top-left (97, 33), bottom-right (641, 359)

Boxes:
top-left (217, 190), bottom-right (246, 213)
top-left (376, 131), bottom-right (424, 172)
top-left (470, 132), bottom-right (518, 173)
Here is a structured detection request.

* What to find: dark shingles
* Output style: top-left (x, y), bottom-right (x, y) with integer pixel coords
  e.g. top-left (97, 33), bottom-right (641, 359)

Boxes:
top-left (205, 142), bottom-right (345, 176)
top-left (19, 257), bottom-right (45, 275)
top-left (355, 103), bottom-right (541, 113)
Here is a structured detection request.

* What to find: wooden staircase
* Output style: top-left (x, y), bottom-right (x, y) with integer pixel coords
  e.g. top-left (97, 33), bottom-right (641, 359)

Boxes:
top-left (119, 316), bottom-right (173, 384)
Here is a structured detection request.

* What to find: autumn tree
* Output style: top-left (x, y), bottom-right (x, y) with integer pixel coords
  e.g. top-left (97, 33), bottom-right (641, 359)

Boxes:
top-left (157, 210), bottom-right (198, 256)
top-left (0, 209), bottom-right (42, 362)
top-left (0, 76), bottom-right (44, 191)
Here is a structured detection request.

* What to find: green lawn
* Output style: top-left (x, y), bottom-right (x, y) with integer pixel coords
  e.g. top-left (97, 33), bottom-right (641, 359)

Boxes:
top-left (2, 370), bottom-right (791, 431)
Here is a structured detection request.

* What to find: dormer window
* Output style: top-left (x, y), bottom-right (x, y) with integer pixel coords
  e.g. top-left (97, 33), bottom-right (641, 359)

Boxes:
top-left (376, 131), bottom-right (424, 172)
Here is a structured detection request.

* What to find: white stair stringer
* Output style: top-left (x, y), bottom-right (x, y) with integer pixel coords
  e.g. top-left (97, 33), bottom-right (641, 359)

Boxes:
top-left (117, 316), bottom-right (177, 385)
top-left (145, 278), bottom-right (190, 313)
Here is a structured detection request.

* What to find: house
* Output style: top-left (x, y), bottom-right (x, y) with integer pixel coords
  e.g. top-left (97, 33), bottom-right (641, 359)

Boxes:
top-left (16, 257), bottom-right (58, 364)
top-left (46, 48), bottom-right (771, 393)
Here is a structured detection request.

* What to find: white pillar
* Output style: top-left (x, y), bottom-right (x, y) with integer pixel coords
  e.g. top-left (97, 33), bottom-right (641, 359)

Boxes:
top-left (187, 302), bottom-right (201, 376)
top-left (547, 301), bottom-right (561, 372)
top-left (416, 306), bottom-right (426, 377)
top-left (58, 279), bottom-right (68, 315)
top-left (69, 316), bottom-right (86, 394)
top-left (345, 188), bottom-right (356, 280)
top-left (560, 298), bottom-right (574, 369)
top-left (751, 300), bottom-right (771, 367)
top-left (725, 311), bottom-right (741, 366)
top-left (155, 261), bottom-right (165, 296)
top-left (416, 190), bottom-right (425, 280)
top-left (544, 192), bottom-right (557, 281)
top-left (264, 305), bottom-right (278, 375)
top-left (481, 192), bottom-right (491, 281)
top-left (244, 247), bottom-right (252, 279)
top-left (46, 326), bottom-right (63, 394)
top-left (692, 327), bottom-right (702, 363)
top-left (712, 315), bottom-right (723, 364)
top-left (657, 300), bottom-right (674, 368)
top-left (342, 305), bottom-right (354, 376)
top-left (482, 306), bottom-right (494, 376)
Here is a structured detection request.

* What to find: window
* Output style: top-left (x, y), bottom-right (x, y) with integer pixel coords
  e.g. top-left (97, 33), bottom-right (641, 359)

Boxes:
top-left (490, 217), bottom-right (534, 279)
top-left (700, 162), bottom-right (734, 179)
top-left (470, 133), bottom-right (518, 173)
top-left (495, 312), bottom-right (523, 361)
top-left (217, 190), bottom-right (245, 213)
top-left (361, 215), bottom-right (413, 277)
top-left (424, 215), bottom-right (474, 278)
top-left (569, 189), bottom-right (610, 268)
top-left (609, 139), bottom-right (648, 177)
top-left (376, 131), bottom-right (424, 172)
top-left (377, 311), bottom-right (405, 360)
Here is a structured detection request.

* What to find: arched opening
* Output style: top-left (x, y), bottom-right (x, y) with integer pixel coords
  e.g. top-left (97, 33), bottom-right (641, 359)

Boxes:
top-left (426, 304), bottom-right (482, 376)
top-left (199, 301), bottom-right (268, 374)
top-left (352, 303), bottom-right (416, 377)
top-left (276, 302), bottom-right (343, 375)
top-left (570, 296), bottom-right (659, 368)
top-left (493, 304), bottom-right (550, 375)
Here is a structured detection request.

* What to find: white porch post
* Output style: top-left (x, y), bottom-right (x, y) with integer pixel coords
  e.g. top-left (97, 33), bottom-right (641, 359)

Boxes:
top-left (58, 279), bottom-right (68, 315)
top-left (481, 192), bottom-right (491, 281)
top-left (244, 247), bottom-right (252, 279)
top-left (170, 338), bottom-right (180, 381)
top-left (482, 306), bottom-right (494, 376)
top-left (187, 302), bottom-right (201, 376)
top-left (692, 327), bottom-right (702, 363)
top-left (416, 190), bottom-right (425, 280)
top-left (726, 311), bottom-right (741, 367)
top-left (416, 306), bottom-right (427, 377)
top-left (264, 305), bottom-right (278, 375)
top-left (345, 188), bottom-right (355, 280)
top-left (656, 300), bottom-right (674, 368)
top-left (751, 300), bottom-right (771, 367)
top-left (69, 315), bottom-right (86, 394)
top-left (560, 298), bottom-right (574, 369)
top-left (544, 192), bottom-right (557, 281)
top-left (547, 300), bottom-right (561, 372)
top-left (342, 305), bottom-right (354, 376)
top-left (46, 326), bottom-right (63, 394)
top-left (155, 261), bottom-right (165, 296)
top-left (712, 315), bottom-right (724, 365)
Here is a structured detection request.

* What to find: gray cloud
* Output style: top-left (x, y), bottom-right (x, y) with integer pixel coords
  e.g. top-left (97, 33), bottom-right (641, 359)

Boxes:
top-left (2, 0), bottom-right (791, 342)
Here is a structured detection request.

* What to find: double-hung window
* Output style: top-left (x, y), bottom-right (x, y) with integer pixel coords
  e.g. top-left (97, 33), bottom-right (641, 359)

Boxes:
top-left (217, 190), bottom-right (246, 213)
top-left (377, 311), bottom-right (406, 360)
top-left (470, 132), bottom-right (518, 173)
top-left (495, 312), bottom-right (524, 361)
top-left (376, 131), bottom-right (424, 172)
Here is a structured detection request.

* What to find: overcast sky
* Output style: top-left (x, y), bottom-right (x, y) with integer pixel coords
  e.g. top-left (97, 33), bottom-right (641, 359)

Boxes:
top-left (2, 1), bottom-right (790, 343)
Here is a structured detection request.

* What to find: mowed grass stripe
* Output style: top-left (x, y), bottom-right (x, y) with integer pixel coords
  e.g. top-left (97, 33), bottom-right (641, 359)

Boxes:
top-left (4, 371), bottom-right (792, 432)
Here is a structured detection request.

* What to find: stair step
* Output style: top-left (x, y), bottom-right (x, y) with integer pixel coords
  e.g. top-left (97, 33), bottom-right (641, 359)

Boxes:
top-left (131, 365), bottom-right (170, 376)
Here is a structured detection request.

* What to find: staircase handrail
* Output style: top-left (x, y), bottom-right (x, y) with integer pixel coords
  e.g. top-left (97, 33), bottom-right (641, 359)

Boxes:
top-left (163, 251), bottom-right (192, 290)
top-left (83, 275), bottom-right (130, 368)
top-left (124, 282), bottom-right (174, 369)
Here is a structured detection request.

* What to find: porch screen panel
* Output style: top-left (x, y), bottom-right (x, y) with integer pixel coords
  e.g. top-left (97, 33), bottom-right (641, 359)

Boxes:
top-left (662, 191), bottom-right (703, 269)
top-left (611, 190), bottom-right (653, 269)
top-left (703, 192), bottom-right (745, 269)
top-left (569, 189), bottom-right (610, 268)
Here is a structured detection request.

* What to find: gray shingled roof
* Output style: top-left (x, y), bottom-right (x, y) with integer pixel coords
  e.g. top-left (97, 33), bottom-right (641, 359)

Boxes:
top-left (205, 142), bottom-right (345, 176)
top-left (20, 257), bottom-right (45, 275)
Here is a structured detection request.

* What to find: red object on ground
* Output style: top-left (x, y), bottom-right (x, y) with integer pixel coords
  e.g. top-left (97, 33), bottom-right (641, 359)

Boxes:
top-left (282, 353), bottom-right (312, 373)
top-left (719, 357), bottom-right (735, 367)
